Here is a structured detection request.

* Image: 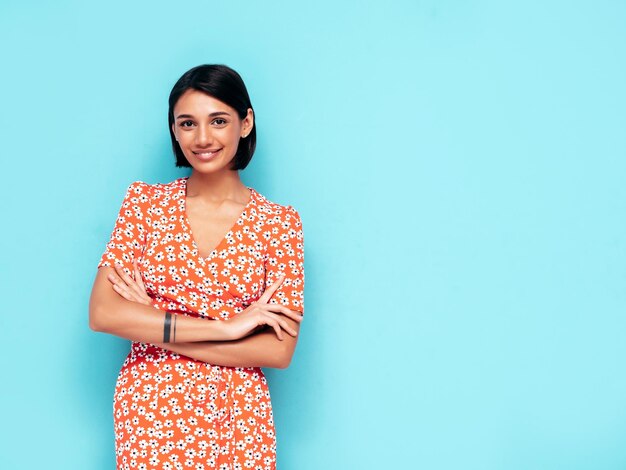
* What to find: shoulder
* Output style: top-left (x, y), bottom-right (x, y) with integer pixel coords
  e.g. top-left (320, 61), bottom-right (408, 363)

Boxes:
top-left (125, 180), bottom-right (152, 196)
top-left (124, 177), bottom-right (186, 200)
top-left (119, 181), bottom-right (152, 207)
top-left (253, 189), bottom-right (303, 227)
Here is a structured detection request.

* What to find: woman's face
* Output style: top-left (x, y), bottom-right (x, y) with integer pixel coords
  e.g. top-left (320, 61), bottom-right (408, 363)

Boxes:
top-left (171, 89), bottom-right (254, 172)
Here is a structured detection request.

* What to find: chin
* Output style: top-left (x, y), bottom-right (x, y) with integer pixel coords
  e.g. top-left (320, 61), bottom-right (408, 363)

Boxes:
top-left (187, 157), bottom-right (236, 173)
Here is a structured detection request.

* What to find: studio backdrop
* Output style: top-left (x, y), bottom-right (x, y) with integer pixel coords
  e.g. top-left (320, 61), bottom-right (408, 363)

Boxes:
top-left (1, 1), bottom-right (625, 469)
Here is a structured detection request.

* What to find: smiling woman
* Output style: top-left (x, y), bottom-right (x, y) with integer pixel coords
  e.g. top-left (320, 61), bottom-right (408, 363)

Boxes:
top-left (88, 64), bottom-right (305, 470)
top-left (172, 90), bottom-right (254, 169)
top-left (168, 64), bottom-right (257, 171)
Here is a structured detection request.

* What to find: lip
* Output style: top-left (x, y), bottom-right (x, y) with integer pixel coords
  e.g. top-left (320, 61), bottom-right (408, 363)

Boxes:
top-left (192, 148), bottom-right (222, 161)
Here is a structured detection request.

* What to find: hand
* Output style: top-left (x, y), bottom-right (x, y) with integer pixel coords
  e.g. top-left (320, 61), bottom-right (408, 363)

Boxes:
top-left (224, 274), bottom-right (304, 341)
top-left (107, 260), bottom-right (153, 306)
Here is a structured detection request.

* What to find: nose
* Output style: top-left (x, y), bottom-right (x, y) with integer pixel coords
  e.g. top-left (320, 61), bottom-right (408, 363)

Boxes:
top-left (195, 124), bottom-right (214, 147)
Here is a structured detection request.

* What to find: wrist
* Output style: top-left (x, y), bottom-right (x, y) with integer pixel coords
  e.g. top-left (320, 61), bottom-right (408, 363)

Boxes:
top-left (208, 318), bottom-right (233, 341)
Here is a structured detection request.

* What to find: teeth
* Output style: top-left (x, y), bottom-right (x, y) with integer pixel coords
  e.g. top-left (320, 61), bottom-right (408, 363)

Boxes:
top-left (195, 150), bottom-right (220, 156)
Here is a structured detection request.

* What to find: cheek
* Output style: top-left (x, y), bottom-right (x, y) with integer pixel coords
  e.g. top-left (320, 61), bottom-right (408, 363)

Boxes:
top-left (221, 125), bottom-right (243, 141)
top-left (177, 132), bottom-right (193, 145)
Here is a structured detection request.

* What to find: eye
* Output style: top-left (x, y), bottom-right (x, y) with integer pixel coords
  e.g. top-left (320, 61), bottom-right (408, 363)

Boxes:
top-left (212, 118), bottom-right (227, 126)
top-left (179, 120), bottom-right (194, 128)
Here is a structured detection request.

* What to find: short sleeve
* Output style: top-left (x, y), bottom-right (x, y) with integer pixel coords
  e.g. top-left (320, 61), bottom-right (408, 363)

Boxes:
top-left (264, 205), bottom-right (305, 315)
top-left (97, 181), bottom-right (152, 276)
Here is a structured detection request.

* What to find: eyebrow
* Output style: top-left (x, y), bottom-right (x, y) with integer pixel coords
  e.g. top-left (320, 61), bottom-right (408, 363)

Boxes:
top-left (175, 111), bottom-right (231, 120)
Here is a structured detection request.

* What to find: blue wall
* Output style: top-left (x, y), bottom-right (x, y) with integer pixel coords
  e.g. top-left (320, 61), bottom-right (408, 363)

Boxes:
top-left (1, 1), bottom-right (625, 468)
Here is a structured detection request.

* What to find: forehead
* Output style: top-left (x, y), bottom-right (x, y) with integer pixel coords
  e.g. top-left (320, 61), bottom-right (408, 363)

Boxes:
top-left (174, 89), bottom-right (233, 114)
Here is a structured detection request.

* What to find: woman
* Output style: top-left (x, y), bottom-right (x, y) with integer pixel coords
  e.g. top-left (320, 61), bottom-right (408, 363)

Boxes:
top-left (89, 64), bottom-right (305, 470)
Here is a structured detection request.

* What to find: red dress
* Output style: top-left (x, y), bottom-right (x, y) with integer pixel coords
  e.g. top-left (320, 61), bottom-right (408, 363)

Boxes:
top-left (97, 177), bottom-right (305, 470)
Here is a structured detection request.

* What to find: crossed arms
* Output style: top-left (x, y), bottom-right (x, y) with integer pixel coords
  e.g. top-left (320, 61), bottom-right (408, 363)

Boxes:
top-left (89, 262), bottom-right (304, 369)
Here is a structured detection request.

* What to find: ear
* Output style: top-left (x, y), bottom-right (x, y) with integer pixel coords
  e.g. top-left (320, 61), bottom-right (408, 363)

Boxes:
top-left (171, 123), bottom-right (177, 140)
top-left (243, 108), bottom-right (254, 133)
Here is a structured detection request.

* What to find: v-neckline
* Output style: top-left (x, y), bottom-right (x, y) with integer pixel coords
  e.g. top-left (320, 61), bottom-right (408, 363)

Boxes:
top-left (179, 177), bottom-right (255, 263)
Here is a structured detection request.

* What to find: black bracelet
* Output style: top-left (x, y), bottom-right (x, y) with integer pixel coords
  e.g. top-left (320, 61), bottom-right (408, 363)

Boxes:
top-left (173, 314), bottom-right (177, 343)
top-left (163, 311), bottom-right (172, 343)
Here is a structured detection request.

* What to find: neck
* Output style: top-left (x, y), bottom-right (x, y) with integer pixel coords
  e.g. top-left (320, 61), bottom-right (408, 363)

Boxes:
top-left (186, 170), bottom-right (248, 203)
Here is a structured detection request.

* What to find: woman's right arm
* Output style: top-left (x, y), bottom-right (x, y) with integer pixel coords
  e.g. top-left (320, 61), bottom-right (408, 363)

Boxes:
top-left (89, 266), bottom-right (231, 343)
top-left (90, 181), bottom-right (233, 343)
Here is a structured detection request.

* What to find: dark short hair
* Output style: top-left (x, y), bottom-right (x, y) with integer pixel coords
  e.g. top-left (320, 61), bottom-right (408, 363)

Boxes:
top-left (168, 64), bottom-right (256, 170)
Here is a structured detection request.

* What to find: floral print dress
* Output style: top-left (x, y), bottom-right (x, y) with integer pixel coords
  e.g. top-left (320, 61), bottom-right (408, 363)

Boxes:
top-left (97, 177), bottom-right (305, 470)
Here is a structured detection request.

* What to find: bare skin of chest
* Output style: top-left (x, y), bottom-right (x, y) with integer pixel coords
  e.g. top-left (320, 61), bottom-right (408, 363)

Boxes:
top-left (185, 198), bottom-right (246, 258)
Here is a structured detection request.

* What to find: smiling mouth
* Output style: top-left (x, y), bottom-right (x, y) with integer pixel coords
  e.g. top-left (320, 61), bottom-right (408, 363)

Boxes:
top-left (193, 149), bottom-right (222, 157)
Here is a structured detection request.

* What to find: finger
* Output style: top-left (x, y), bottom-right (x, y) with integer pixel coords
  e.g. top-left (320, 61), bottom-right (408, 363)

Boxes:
top-left (134, 260), bottom-right (147, 292)
top-left (133, 261), bottom-right (151, 302)
top-left (110, 263), bottom-right (130, 285)
top-left (275, 317), bottom-right (298, 337)
top-left (258, 274), bottom-right (284, 303)
top-left (266, 319), bottom-right (284, 341)
top-left (262, 312), bottom-right (297, 338)
top-left (115, 282), bottom-right (148, 304)
top-left (112, 282), bottom-right (137, 302)
top-left (114, 263), bottom-right (135, 286)
top-left (107, 272), bottom-right (123, 286)
top-left (281, 307), bottom-right (304, 322)
top-left (262, 304), bottom-right (304, 322)
top-left (109, 272), bottom-right (145, 303)
top-left (108, 270), bottom-right (127, 292)
top-left (258, 274), bottom-right (286, 303)
top-left (115, 263), bottom-right (147, 299)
